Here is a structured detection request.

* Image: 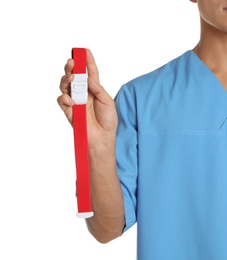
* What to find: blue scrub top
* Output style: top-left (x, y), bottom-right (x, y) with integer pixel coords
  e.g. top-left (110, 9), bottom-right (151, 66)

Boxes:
top-left (114, 50), bottom-right (227, 260)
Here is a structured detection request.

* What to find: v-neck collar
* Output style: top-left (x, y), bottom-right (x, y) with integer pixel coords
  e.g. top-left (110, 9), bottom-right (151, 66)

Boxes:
top-left (188, 50), bottom-right (227, 96)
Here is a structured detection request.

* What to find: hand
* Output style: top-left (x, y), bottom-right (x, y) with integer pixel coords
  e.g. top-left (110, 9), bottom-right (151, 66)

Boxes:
top-left (57, 49), bottom-right (118, 149)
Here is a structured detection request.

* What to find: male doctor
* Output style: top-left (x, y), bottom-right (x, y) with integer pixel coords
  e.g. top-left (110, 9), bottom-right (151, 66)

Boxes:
top-left (57, 1), bottom-right (227, 259)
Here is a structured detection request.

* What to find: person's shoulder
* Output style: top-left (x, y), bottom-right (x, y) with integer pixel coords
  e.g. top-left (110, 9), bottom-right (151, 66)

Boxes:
top-left (115, 51), bottom-right (192, 102)
top-left (121, 50), bottom-right (191, 94)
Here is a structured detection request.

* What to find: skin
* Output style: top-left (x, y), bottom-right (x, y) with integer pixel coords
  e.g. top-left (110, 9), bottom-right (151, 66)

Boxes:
top-left (57, 50), bottom-right (125, 243)
top-left (190, 0), bottom-right (227, 90)
top-left (57, 0), bottom-right (227, 244)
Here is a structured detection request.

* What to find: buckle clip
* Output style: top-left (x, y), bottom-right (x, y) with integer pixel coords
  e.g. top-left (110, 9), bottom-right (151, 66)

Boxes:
top-left (71, 73), bottom-right (88, 104)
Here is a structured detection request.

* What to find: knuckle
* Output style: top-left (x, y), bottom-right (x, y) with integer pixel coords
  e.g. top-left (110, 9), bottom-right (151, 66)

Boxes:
top-left (60, 74), bottom-right (71, 84)
top-left (57, 95), bottom-right (62, 104)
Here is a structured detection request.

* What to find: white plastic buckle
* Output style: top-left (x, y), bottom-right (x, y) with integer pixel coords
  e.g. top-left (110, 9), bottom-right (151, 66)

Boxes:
top-left (76, 211), bottom-right (94, 219)
top-left (71, 73), bottom-right (88, 104)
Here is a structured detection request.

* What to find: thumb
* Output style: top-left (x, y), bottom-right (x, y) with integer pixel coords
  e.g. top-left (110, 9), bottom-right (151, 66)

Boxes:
top-left (88, 77), bottom-right (113, 105)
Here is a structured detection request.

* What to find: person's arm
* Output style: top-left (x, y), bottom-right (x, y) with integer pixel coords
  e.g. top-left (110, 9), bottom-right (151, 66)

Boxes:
top-left (57, 49), bottom-right (125, 243)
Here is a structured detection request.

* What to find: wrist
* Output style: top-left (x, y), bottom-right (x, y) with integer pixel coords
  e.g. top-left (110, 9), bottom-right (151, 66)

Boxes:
top-left (89, 134), bottom-right (116, 157)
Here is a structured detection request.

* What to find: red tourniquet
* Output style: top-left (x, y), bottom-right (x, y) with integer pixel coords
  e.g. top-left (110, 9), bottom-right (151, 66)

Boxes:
top-left (72, 48), bottom-right (86, 74)
top-left (71, 48), bottom-right (93, 217)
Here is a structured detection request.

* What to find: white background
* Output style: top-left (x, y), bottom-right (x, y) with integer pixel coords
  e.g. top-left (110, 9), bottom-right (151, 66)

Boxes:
top-left (0, 1), bottom-right (199, 259)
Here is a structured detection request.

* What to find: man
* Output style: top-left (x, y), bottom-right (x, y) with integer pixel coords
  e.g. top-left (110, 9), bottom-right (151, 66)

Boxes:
top-left (57, 0), bottom-right (227, 259)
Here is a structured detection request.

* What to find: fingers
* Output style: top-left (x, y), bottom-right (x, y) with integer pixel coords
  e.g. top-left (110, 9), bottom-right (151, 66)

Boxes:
top-left (64, 58), bottom-right (74, 75)
top-left (60, 59), bottom-right (74, 94)
top-left (86, 49), bottom-right (113, 105)
top-left (60, 50), bottom-right (99, 95)
top-left (88, 77), bottom-right (113, 106)
top-left (86, 49), bottom-right (100, 84)
top-left (57, 93), bottom-right (74, 124)
top-left (57, 93), bottom-right (74, 107)
top-left (59, 49), bottom-right (110, 107)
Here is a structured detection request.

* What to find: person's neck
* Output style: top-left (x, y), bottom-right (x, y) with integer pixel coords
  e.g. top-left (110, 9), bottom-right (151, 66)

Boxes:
top-left (193, 18), bottom-right (227, 90)
top-left (193, 18), bottom-right (227, 73)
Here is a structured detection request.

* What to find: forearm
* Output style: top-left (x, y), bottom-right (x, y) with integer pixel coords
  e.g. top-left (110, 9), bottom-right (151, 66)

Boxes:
top-left (86, 137), bottom-right (125, 243)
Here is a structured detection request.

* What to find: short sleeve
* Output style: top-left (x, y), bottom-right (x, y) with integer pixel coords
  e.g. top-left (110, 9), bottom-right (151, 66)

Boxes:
top-left (114, 84), bottom-right (138, 232)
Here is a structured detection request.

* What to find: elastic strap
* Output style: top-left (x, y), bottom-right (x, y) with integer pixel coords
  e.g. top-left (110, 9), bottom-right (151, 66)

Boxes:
top-left (72, 104), bottom-right (92, 214)
top-left (71, 48), bottom-right (93, 218)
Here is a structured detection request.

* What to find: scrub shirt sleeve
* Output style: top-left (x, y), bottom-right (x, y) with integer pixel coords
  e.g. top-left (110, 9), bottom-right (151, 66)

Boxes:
top-left (114, 84), bottom-right (138, 232)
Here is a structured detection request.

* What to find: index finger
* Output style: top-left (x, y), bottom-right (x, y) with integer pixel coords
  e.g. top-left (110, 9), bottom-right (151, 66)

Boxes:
top-left (64, 58), bottom-right (74, 75)
top-left (86, 49), bottom-right (100, 84)
top-left (59, 59), bottom-right (74, 94)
